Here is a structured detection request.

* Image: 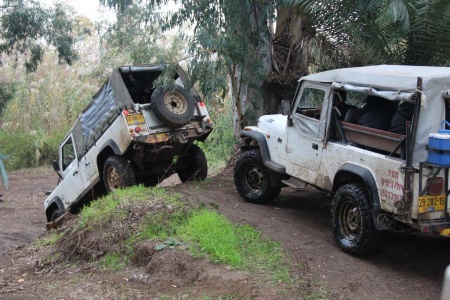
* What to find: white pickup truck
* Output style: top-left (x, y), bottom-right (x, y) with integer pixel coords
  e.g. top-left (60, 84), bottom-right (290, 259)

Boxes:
top-left (45, 64), bottom-right (213, 222)
top-left (234, 65), bottom-right (450, 255)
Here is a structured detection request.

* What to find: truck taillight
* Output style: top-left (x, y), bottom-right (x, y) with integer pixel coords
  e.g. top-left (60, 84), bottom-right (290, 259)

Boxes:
top-left (134, 126), bottom-right (141, 133)
top-left (427, 177), bottom-right (444, 195)
top-left (123, 110), bottom-right (129, 116)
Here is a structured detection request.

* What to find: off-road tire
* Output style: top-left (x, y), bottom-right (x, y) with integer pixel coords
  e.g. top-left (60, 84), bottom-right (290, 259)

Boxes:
top-left (50, 209), bottom-right (64, 222)
top-left (177, 144), bottom-right (208, 182)
top-left (233, 150), bottom-right (281, 204)
top-left (331, 183), bottom-right (383, 256)
top-left (150, 85), bottom-right (195, 128)
top-left (103, 155), bottom-right (136, 193)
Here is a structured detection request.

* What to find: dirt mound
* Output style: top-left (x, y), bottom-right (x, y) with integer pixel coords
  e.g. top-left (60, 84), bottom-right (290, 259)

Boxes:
top-left (55, 196), bottom-right (190, 262)
top-left (130, 241), bottom-right (260, 298)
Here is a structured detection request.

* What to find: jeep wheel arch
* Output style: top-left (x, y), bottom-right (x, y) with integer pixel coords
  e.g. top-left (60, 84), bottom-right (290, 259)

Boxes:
top-left (97, 142), bottom-right (121, 178)
top-left (333, 164), bottom-right (381, 212)
top-left (240, 131), bottom-right (286, 174)
top-left (333, 164), bottom-right (390, 231)
top-left (46, 197), bottom-right (65, 222)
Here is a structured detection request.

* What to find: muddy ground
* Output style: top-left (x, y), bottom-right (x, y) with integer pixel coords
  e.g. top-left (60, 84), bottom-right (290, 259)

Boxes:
top-left (1, 166), bottom-right (450, 299)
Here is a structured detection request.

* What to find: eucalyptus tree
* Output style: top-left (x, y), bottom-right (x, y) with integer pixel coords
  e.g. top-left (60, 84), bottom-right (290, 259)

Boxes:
top-left (0, 0), bottom-right (81, 72)
top-left (99, 1), bottom-right (186, 68)
top-left (290, 0), bottom-right (450, 71)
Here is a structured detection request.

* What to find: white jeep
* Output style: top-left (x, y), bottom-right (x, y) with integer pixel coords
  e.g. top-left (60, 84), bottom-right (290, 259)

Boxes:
top-left (234, 65), bottom-right (450, 255)
top-left (45, 64), bottom-right (213, 223)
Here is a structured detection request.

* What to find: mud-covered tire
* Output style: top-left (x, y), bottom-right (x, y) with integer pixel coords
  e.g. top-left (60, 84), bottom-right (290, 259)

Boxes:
top-left (331, 183), bottom-right (383, 256)
top-left (50, 209), bottom-right (64, 222)
top-left (233, 150), bottom-right (280, 204)
top-left (103, 155), bottom-right (136, 193)
top-left (150, 85), bottom-right (195, 128)
top-left (177, 144), bottom-right (208, 182)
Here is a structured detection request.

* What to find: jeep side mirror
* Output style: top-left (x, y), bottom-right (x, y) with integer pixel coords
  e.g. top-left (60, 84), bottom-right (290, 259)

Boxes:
top-left (281, 100), bottom-right (291, 116)
top-left (52, 161), bottom-right (62, 179)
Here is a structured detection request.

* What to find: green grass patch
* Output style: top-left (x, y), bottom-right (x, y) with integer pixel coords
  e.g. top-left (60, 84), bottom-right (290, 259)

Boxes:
top-left (98, 252), bottom-right (127, 271)
top-left (77, 185), bottom-right (159, 229)
top-left (35, 231), bottom-right (64, 247)
top-left (177, 209), bottom-right (284, 271)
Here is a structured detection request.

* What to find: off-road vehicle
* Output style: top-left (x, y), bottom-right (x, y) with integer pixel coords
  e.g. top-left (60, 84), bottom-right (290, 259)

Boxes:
top-left (234, 65), bottom-right (450, 255)
top-left (45, 64), bottom-right (213, 222)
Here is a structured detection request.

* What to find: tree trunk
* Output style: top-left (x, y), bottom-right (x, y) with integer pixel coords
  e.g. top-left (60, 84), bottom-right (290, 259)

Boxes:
top-left (263, 6), bottom-right (308, 115)
top-left (230, 5), bottom-right (308, 138)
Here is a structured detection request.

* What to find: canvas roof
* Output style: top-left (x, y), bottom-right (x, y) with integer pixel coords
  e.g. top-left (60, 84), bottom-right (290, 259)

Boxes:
top-left (301, 65), bottom-right (450, 93)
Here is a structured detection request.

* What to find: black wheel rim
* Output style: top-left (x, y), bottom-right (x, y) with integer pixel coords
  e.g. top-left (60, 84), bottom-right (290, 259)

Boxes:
top-left (244, 164), bottom-right (264, 192)
top-left (338, 198), bottom-right (361, 241)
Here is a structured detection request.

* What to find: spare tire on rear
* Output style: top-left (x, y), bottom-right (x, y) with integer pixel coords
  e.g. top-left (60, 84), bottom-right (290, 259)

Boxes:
top-left (150, 85), bottom-right (195, 128)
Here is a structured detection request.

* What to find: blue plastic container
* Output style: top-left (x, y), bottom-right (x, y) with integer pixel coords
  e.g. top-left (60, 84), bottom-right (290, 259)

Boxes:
top-left (427, 121), bottom-right (450, 165)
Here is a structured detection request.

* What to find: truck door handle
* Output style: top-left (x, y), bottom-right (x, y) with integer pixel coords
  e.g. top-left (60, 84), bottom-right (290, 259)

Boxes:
top-left (73, 171), bottom-right (78, 176)
top-left (312, 143), bottom-right (318, 150)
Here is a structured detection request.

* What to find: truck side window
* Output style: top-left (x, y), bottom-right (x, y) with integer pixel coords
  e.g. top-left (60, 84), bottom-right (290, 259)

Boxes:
top-left (62, 138), bottom-right (76, 171)
top-left (295, 88), bottom-right (325, 113)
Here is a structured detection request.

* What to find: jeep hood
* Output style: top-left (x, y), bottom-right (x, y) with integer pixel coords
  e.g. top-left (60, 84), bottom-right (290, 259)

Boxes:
top-left (257, 114), bottom-right (287, 137)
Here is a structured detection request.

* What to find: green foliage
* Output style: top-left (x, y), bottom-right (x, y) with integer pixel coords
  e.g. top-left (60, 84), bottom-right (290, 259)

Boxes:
top-left (99, 1), bottom-right (186, 68)
top-left (0, 1), bottom-right (84, 72)
top-left (0, 81), bottom-right (15, 114)
top-left (0, 45), bottom-right (101, 170)
top-left (197, 102), bottom-right (236, 173)
top-left (166, 0), bottom-right (277, 104)
top-left (0, 129), bottom-right (64, 170)
top-left (290, 0), bottom-right (450, 69)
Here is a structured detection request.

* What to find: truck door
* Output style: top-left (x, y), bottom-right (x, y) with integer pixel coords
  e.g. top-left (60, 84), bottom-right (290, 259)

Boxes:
top-left (286, 81), bottom-right (331, 173)
top-left (59, 134), bottom-right (86, 206)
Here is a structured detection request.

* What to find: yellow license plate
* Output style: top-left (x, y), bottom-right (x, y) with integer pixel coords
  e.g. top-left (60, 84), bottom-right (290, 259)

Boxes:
top-left (125, 114), bottom-right (145, 125)
top-left (418, 194), bottom-right (446, 213)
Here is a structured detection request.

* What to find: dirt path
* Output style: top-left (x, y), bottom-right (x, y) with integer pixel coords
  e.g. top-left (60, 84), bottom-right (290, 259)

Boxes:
top-left (0, 167), bottom-right (53, 255)
top-left (1, 166), bottom-right (449, 299)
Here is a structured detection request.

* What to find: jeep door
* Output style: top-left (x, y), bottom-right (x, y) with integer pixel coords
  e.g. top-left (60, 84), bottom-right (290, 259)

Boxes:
top-left (59, 134), bottom-right (87, 205)
top-left (286, 81), bottom-right (332, 176)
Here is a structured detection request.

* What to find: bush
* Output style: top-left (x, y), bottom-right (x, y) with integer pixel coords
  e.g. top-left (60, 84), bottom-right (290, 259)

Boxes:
top-left (197, 102), bottom-right (236, 173)
top-left (0, 129), bottom-right (66, 170)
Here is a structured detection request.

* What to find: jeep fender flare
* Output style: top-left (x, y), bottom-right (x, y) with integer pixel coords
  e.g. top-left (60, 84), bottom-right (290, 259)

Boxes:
top-left (45, 197), bottom-right (65, 222)
top-left (240, 131), bottom-right (286, 174)
top-left (97, 140), bottom-right (123, 174)
top-left (333, 163), bottom-right (387, 230)
top-left (99, 140), bottom-right (122, 155)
